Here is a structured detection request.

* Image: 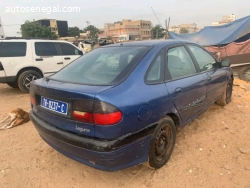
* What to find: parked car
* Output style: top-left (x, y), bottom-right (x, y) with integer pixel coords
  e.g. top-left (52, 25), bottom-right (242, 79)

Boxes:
top-left (0, 37), bottom-right (83, 92)
top-left (29, 39), bottom-right (233, 172)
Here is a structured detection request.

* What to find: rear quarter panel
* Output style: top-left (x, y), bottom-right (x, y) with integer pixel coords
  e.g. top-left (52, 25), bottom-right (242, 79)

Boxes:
top-left (94, 45), bottom-right (180, 139)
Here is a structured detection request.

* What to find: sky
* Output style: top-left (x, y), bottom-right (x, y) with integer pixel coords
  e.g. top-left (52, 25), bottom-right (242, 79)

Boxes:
top-left (0, 0), bottom-right (249, 36)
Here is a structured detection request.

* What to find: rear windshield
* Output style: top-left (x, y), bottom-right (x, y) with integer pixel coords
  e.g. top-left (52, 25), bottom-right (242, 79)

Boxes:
top-left (50, 46), bottom-right (151, 85)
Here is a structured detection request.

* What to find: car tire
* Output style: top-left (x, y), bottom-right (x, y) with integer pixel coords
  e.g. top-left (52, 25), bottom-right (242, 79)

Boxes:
top-left (17, 70), bottom-right (42, 93)
top-left (238, 65), bottom-right (250, 81)
top-left (7, 82), bottom-right (18, 88)
top-left (147, 116), bottom-right (176, 169)
top-left (215, 78), bottom-right (233, 106)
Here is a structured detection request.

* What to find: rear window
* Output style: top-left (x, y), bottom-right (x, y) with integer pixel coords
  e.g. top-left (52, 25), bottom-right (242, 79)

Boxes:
top-left (0, 42), bottom-right (26, 57)
top-left (49, 46), bottom-right (151, 85)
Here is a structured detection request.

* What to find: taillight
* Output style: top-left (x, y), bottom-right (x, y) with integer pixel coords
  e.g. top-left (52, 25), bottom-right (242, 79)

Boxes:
top-left (72, 100), bottom-right (122, 126)
top-left (30, 96), bottom-right (36, 105)
top-left (93, 112), bottom-right (122, 125)
top-left (72, 111), bottom-right (93, 124)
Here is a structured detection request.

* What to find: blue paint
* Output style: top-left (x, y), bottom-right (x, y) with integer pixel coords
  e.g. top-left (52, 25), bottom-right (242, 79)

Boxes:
top-left (30, 39), bottom-right (233, 171)
top-left (137, 105), bottom-right (152, 121)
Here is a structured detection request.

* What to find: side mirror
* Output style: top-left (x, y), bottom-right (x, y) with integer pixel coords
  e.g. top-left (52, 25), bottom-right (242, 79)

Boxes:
top-left (221, 59), bottom-right (231, 67)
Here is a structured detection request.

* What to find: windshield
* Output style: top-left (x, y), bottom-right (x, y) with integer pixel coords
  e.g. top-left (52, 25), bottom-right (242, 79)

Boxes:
top-left (50, 46), bottom-right (151, 85)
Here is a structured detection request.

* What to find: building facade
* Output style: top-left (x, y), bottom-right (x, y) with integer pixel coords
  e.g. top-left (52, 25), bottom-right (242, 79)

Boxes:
top-left (56, 20), bottom-right (68, 37)
top-left (169, 23), bottom-right (201, 34)
top-left (104, 19), bottom-right (151, 40)
top-left (0, 17), bottom-right (5, 39)
top-left (212, 14), bottom-right (236, 26)
top-left (37, 19), bottom-right (68, 37)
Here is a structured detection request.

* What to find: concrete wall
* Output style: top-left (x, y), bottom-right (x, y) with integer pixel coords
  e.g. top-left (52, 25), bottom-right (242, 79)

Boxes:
top-left (49, 19), bottom-right (58, 35)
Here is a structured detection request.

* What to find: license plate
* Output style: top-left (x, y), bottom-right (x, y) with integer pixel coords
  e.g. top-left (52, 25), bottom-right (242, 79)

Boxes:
top-left (40, 96), bottom-right (68, 115)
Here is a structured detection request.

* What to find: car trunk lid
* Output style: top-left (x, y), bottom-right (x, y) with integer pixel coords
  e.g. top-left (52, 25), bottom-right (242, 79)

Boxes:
top-left (30, 78), bottom-right (113, 137)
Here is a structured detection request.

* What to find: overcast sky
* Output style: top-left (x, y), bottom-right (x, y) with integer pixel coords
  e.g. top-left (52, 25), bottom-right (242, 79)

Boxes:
top-left (0, 0), bottom-right (249, 36)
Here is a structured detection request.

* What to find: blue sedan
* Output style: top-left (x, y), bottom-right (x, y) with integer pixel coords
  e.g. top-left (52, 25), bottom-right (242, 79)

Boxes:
top-left (29, 39), bottom-right (233, 171)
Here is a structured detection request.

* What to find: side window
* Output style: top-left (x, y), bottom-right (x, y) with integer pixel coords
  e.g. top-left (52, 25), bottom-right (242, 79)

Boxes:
top-left (57, 42), bottom-right (80, 55)
top-left (146, 50), bottom-right (164, 83)
top-left (0, 42), bottom-right (26, 57)
top-left (35, 42), bottom-right (58, 56)
top-left (166, 46), bottom-right (196, 80)
top-left (188, 45), bottom-right (216, 71)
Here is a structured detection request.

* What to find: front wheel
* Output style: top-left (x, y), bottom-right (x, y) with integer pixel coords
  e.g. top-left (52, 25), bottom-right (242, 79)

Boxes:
top-left (147, 116), bottom-right (176, 169)
top-left (17, 70), bottom-right (42, 93)
top-left (216, 78), bottom-right (233, 106)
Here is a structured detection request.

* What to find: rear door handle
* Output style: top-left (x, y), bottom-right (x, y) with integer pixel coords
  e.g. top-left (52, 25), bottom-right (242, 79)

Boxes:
top-left (35, 58), bottom-right (43, 61)
top-left (64, 57), bottom-right (71, 60)
top-left (175, 87), bottom-right (183, 95)
top-left (57, 62), bottom-right (63, 64)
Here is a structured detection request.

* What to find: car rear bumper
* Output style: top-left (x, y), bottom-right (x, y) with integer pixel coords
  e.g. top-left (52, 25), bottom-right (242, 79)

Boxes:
top-left (30, 111), bottom-right (153, 171)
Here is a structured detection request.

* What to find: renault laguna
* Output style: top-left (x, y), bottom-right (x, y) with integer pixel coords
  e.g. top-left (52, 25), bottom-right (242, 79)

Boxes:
top-left (30, 40), bottom-right (233, 171)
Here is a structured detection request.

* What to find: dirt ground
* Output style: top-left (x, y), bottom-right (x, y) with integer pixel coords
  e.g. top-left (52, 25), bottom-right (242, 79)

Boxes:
top-left (0, 78), bottom-right (250, 188)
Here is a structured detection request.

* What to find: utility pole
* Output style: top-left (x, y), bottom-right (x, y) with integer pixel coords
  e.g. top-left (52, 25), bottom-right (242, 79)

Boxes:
top-left (165, 17), bottom-right (170, 39)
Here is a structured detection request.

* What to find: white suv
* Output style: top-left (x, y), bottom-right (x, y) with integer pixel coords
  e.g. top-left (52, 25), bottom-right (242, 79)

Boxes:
top-left (0, 38), bottom-right (83, 92)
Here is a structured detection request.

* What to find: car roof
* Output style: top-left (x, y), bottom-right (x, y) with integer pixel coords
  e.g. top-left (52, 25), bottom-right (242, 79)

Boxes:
top-left (0, 39), bottom-right (58, 42)
top-left (101, 39), bottom-right (192, 48)
top-left (0, 39), bottom-right (72, 43)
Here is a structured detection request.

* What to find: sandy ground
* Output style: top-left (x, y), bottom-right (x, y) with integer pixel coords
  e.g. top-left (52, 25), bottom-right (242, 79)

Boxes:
top-left (0, 78), bottom-right (249, 188)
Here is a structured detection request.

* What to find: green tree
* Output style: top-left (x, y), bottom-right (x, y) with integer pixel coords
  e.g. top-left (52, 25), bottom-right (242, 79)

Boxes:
top-left (151, 24), bottom-right (166, 39)
top-left (179, 27), bottom-right (189, 34)
top-left (21, 20), bottom-right (58, 39)
top-left (68, 26), bottom-right (83, 37)
top-left (83, 25), bottom-right (99, 41)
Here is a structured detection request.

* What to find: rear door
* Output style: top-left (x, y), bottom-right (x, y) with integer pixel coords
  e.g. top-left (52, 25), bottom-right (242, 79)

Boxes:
top-left (33, 41), bottom-right (64, 77)
top-left (186, 44), bottom-right (227, 103)
top-left (56, 42), bottom-right (82, 66)
top-left (164, 45), bottom-right (207, 122)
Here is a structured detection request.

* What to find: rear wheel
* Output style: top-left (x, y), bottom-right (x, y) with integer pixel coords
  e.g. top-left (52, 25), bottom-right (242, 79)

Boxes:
top-left (146, 116), bottom-right (176, 169)
top-left (17, 70), bottom-right (42, 93)
top-left (216, 78), bottom-right (233, 106)
top-left (238, 65), bottom-right (250, 81)
top-left (7, 82), bottom-right (18, 88)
